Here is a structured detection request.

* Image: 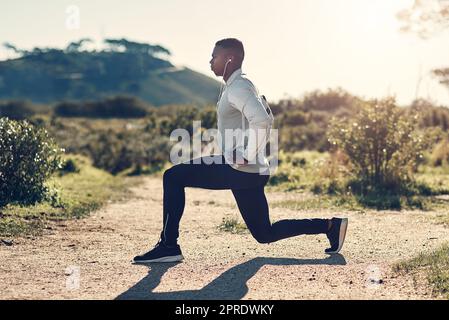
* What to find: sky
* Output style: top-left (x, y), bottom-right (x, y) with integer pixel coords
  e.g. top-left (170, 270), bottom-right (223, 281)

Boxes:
top-left (1, 0), bottom-right (449, 106)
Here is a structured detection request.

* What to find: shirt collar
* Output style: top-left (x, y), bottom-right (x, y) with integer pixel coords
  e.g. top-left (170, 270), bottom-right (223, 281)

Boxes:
top-left (225, 68), bottom-right (243, 85)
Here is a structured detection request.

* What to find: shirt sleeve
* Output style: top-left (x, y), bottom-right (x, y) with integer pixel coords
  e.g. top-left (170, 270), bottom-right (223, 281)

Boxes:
top-left (227, 81), bottom-right (272, 163)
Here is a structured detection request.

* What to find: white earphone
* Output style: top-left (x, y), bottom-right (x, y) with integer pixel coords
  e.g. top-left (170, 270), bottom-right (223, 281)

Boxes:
top-left (223, 57), bottom-right (232, 74)
top-left (217, 57), bottom-right (233, 105)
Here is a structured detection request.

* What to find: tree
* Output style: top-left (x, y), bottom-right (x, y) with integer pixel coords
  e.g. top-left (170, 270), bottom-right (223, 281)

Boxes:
top-left (397, 0), bottom-right (449, 39)
top-left (397, 0), bottom-right (449, 91)
top-left (65, 38), bottom-right (92, 53)
top-left (433, 67), bottom-right (449, 89)
top-left (2, 42), bottom-right (28, 57)
top-left (104, 38), bottom-right (171, 56)
top-left (3, 42), bottom-right (19, 54)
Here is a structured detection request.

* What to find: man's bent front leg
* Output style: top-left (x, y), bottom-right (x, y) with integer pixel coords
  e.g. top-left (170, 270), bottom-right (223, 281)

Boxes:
top-left (160, 156), bottom-right (232, 246)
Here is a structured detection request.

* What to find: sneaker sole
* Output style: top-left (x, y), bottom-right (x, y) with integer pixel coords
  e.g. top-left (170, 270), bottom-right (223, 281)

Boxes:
top-left (133, 254), bottom-right (184, 264)
top-left (327, 218), bottom-right (348, 254)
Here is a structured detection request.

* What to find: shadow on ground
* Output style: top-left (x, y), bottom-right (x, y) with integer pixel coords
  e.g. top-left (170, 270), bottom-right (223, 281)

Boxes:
top-left (116, 254), bottom-right (346, 300)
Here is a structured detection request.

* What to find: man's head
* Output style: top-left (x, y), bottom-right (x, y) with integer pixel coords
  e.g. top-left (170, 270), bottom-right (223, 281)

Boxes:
top-left (210, 38), bottom-right (244, 78)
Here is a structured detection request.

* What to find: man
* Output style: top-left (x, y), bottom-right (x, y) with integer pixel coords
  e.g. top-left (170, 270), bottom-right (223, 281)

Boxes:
top-left (133, 38), bottom-right (348, 263)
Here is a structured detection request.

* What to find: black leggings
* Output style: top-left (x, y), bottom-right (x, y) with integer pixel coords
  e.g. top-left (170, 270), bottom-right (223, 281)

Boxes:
top-left (161, 155), bottom-right (329, 246)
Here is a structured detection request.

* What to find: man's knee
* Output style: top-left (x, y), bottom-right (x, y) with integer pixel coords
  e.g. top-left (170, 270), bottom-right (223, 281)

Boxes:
top-left (163, 163), bottom-right (189, 185)
top-left (252, 232), bottom-right (272, 244)
top-left (163, 167), bottom-right (178, 184)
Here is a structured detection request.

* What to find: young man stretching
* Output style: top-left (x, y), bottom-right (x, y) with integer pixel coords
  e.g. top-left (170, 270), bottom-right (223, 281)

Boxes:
top-left (133, 38), bottom-right (348, 263)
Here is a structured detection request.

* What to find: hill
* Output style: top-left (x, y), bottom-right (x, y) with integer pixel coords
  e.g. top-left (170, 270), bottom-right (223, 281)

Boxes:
top-left (0, 38), bottom-right (221, 106)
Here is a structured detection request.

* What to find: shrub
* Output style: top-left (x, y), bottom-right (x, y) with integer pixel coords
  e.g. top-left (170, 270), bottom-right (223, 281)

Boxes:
top-left (312, 150), bottom-right (353, 195)
top-left (268, 171), bottom-right (291, 186)
top-left (281, 122), bottom-right (328, 152)
top-left (86, 130), bottom-right (170, 174)
top-left (430, 138), bottom-right (449, 167)
top-left (54, 96), bottom-right (149, 118)
top-left (156, 105), bottom-right (200, 136)
top-left (327, 97), bottom-right (431, 194)
top-left (0, 100), bottom-right (37, 120)
top-left (218, 217), bottom-right (247, 234)
top-left (0, 118), bottom-right (63, 206)
top-left (58, 158), bottom-right (80, 175)
top-left (199, 107), bottom-right (217, 129)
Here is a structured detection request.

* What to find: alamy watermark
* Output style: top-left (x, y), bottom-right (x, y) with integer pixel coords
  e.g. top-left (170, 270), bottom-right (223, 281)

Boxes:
top-left (65, 265), bottom-right (80, 290)
top-left (365, 264), bottom-right (383, 290)
top-left (65, 5), bottom-right (80, 30)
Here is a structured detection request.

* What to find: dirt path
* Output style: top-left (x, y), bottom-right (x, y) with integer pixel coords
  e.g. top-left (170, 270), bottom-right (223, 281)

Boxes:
top-left (0, 176), bottom-right (447, 300)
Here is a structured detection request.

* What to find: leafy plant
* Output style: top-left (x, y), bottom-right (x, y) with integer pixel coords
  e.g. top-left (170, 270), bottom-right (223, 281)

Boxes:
top-left (0, 118), bottom-right (63, 206)
top-left (327, 97), bottom-right (431, 194)
top-left (218, 216), bottom-right (248, 234)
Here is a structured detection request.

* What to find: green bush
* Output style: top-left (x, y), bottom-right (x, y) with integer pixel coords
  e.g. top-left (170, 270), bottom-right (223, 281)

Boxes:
top-left (58, 158), bottom-right (80, 175)
top-left (156, 105), bottom-right (200, 136)
top-left (0, 100), bottom-right (37, 120)
top-left (218, 216), bottom-right (247, 234)
top-left (431, 138), bottom-right (449, 167)
top-left (54, 96), bottom-right (150, 118)
top-left (267, 151), bottom-right (329, 191)
top-left (268, 171), bottom-right (291, 186)
top-left (281, 122), bottom-right (328, 152)
top-left (0, 118), bottom-right (63, 206)
top-left (327, 97), bottom-right (430, 194)
top-left (198, 107), bottom-right (217, 129)
top-left (311, 150), bottom-right (352, 195)
top-left (87, 130), bottom-right (170, 174)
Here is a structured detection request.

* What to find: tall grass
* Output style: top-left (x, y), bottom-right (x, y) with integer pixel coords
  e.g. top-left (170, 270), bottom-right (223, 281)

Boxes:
top-left (0, 154), bottom-right (135, 237)
top-left (267, 150), bottom-right (449, 211)
top-left (394, 244), bottom-right (449, 299)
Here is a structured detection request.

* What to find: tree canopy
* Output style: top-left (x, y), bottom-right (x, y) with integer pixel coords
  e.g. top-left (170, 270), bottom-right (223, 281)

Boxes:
top-left (397, 1), bottom-right (449, 91)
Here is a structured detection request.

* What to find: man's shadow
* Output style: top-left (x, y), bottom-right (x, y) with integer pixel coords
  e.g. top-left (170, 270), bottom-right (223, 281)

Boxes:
top-left (116, 254), bottom-right (346, 300)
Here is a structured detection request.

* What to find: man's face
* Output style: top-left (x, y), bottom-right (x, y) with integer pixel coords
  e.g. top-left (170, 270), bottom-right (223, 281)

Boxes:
top-left (209, 45), bottom-right (231, 77)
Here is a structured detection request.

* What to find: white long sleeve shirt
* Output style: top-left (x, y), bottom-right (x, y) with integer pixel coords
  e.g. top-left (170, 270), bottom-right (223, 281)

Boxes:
top-left (216, 68), bottom-right (273, 174)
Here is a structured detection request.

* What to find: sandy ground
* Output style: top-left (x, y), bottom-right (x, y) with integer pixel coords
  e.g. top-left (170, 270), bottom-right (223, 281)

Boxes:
top-left (0, 176), bottom-right (447, 300)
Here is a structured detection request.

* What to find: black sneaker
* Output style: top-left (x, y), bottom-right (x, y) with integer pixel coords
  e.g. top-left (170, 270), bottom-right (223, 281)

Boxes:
top-left (133, 240), bottom-right (184, 263)
top-left (325, 217), bottom-right (348, 254)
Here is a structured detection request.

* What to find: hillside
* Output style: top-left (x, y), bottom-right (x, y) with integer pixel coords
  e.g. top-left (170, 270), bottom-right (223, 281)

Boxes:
top-left (0, 39), bottom-right (221, 106)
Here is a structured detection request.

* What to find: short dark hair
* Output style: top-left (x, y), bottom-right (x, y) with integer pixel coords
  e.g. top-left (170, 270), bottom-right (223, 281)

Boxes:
top-left (215, 38), bottom-right (245, 61)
